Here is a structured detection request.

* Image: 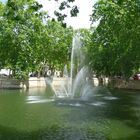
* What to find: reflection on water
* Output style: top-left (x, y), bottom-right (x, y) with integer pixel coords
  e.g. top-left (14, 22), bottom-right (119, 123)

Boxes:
top-left (88, 101), bottom-right (106, 106)
top-left (58, 102), bottom-right (82, 107)
top-left (26, 96), bottom-right (55, 104)
top-left (102, 96), bottom-right (119, 100)
top-left (0, 87), bottom-right (140, 140)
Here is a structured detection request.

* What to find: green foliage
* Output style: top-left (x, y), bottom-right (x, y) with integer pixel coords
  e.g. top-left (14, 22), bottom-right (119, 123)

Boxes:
top-left (39, 20), bottom-right (73, 72)
top-left (0, 0), bottom-right (45, 79)
top-left (89, 0), bottom-right (140, 79)
top-left (54, 0), bottom-right (79, 25)
top-left (1, 0), bottom-right (139, 80)
top-left (0, 0), bottom-right (73, 79)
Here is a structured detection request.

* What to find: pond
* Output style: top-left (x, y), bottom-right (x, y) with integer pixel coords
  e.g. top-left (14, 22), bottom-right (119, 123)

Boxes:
top-left (0, 87), bottom-right (140, 140)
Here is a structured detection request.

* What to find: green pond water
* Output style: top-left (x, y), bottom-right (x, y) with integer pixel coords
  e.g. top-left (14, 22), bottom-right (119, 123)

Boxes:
top-left (0, 87), bottom-right (140, 140)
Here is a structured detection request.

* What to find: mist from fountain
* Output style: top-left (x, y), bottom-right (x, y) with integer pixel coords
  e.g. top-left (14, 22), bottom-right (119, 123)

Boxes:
top-left (50, 33), bottom-right (94, 98)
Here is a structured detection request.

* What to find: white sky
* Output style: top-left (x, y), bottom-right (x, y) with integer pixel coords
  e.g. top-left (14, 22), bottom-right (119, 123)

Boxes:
top-left (1, 0), bottom-right (98, 29)
top-left (38, 0), bottom-right (97, 29)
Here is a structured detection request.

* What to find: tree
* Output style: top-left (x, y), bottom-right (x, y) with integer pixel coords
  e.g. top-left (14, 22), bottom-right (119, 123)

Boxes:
top-left (0, 0), bottom-right (48, 79)
top-left (89, 0), bottom-right (140, 79)
top-left (53, 0), bottom-right (79, 26)
top-left (0, 0), bottom-right (74, 79)
top-left (36, 20), bottom-right (73, 76)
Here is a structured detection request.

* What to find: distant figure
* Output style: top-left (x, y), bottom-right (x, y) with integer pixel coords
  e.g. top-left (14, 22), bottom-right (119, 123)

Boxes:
top-left (133, 74), bottom-right (140, 80)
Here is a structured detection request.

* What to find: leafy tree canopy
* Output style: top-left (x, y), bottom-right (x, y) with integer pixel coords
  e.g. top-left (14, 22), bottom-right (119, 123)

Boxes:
top-left (0, 0), bottom-right (73, 79)
top-left (89, 0), bottom-right (140, 79)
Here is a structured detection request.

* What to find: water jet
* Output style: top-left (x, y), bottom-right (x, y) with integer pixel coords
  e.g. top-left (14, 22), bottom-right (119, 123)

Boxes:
top-left (49, 33), bottom-right (94, 99)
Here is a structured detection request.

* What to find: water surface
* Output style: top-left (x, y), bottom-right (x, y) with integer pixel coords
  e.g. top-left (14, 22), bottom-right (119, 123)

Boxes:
top-left (0, 87), bottom-right (140, 140)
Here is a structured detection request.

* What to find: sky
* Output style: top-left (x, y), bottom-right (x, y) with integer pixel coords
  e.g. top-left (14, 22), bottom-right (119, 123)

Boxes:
top-left (0, 0), bottom-right (5, 3)
top-left (1, 0), bottom-right (98, 29)
top-left (38, 0), bottom-right (95, 29)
